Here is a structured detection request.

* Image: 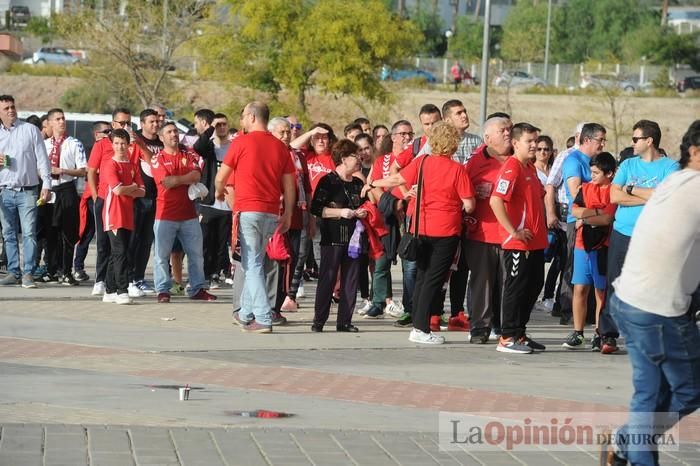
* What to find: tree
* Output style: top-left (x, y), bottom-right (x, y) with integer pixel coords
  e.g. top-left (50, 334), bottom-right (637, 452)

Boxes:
top-left (407, 8), bottom-right (447, 57)
top-left (447, 16), bottom-right (486, 61)
top-left (500, 0), bottom-right (549, 62)
top-left (26, 17), bottom-right (57, 44)
top-left (197, 0), bottom-right (420, 113)
top-left (54, 0), bottom-right (209, 108)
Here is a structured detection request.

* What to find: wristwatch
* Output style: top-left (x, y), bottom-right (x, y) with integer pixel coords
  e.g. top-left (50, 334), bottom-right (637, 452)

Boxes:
top-left (626, 184), bottom-right (634, 195)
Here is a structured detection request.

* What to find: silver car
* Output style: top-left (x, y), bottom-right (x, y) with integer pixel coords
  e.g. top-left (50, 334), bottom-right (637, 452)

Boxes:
top-left (32, 47), bottom-right (80, 65)
top-left (580, 74), bottom-right (638, 92)
top-left (494, 70), bottom-right (546, 88)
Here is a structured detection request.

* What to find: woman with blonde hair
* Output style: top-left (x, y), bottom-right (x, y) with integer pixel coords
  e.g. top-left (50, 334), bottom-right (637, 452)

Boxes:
top-left (367, 122), bottom-right (475, 344)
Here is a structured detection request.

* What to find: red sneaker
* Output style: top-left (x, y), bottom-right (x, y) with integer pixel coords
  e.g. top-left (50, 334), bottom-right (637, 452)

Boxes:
top-left (157, 292), bottom-right (170, 303)
top-left (190, 289), bottom-right (217, 301)
top-left (430, 315), bottom-right (441, 332)
top-left (448, 311), bottom-right (471, 331)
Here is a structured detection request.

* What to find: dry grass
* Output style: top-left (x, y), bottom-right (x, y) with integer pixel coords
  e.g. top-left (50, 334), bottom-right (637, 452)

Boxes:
top-left (3, 75), bottom-right (697, 155)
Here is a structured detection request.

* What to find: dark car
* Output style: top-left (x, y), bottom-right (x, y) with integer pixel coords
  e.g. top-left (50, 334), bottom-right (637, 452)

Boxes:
top-left (380, 66), bottom-right (437, 83)
top-left (9, 6), bottom-right (31, 28)
top-left (677, 76), bottom-right (700, 92)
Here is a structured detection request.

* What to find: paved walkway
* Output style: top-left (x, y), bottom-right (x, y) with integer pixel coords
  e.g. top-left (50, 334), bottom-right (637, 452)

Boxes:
top-left (1, 255), bottom-right (699, 465)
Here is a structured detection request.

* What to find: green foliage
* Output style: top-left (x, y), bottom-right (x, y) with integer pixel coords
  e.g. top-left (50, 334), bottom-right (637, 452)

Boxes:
top-left (198, 0), bottom-right (421, 113)
top-left (59, 82), bottom-right (140, 113)
top-left (7, 63), bottom-right (86, 77)
top-left (447, 16), bottom-right (486, 61)
top-left (407, 9), bottom-right (447, 57)
top-left (500, 1), bottom-right (551, 62)
top-left (25, 16), bottom-right (57, 44)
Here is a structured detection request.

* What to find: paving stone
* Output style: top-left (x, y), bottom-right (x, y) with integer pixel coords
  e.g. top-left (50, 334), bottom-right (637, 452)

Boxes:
top-left (45, 433), bottom-right (87, 450)
top-left (0, 452), bottom-right (43, 466)
top-left (88, 428), bottom-right (132, 453)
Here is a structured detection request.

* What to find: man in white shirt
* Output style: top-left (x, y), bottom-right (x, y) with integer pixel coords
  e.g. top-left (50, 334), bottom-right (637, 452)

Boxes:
top-left (43, 108), bottom-right (87, 285)
top-left (604, 120), bottom-right (700, 466)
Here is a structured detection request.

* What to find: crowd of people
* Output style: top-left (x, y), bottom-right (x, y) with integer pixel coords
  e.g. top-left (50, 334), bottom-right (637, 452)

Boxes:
top-left (1, 92), bottom-right (699, 465)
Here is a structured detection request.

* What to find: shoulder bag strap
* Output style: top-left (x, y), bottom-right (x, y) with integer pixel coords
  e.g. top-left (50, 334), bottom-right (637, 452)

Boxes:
top-left (413, 155), bottom-right (430, 238)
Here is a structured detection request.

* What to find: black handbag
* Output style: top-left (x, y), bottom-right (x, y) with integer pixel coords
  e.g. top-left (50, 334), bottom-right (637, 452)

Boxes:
top-left (398, 155), bottom-right (429, 261)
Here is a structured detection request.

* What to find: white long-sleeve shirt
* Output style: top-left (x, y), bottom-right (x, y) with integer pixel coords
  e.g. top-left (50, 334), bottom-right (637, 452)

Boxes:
top-left (0, 120), bottom-right (51, 190)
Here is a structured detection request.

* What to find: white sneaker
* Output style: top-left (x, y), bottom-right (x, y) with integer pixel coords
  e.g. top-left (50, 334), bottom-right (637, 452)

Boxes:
top-left (115, 293), bottom-right (133, 305)
top-left (128, 282), bottom-right (145, 298)
top-left (102, 292), bottom-right (117, 303)
top-left (297, 285), bottom-right (305, 299)
top-left (357, 299), bottom-right (372, 315)
top-left (92, 281), bottom-right (106, 296)
top-left (385, 300), bottom-right (404, 318)
top-left (409, 328), bottom-right (445, 345)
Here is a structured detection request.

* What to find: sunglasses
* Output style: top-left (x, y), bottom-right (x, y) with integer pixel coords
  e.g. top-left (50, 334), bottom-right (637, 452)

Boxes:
top-left (289, 123), bottom-right (302, 130)
top-left (98, 129), bottom-right (112, 135)
top-left (632, 136), bottom-right (650, 143)
top-left (536, 147), bottom-right (551, 152)
top-left (113, 120), bottom-right (131, 127)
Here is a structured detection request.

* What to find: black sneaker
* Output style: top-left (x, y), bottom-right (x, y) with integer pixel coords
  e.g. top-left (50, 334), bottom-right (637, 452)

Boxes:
top-left (470, 333), bottom-right (489, 344)
top-left (42, 273), bottom-right (60, 283)
top-left (62, 274), bottom-right (79, 286)
top-left (363, 305), bottom-right (384, 319)
top-left (562, 331), bottom-right (585, 350)
top-left (601, 337), bottom-right (619, 354)
top-left (520, 335), bottom-right (546, 351)
top-left (393, 312), bottom-right (412, 327)
top-left (73, 269), bottom-right (89, 282)
top-left (591, 333), bottom-right (602, 352)
top-left (271, 311), bottom-right (288, 326)
top-left (559, 314), bottom-right (571, 325)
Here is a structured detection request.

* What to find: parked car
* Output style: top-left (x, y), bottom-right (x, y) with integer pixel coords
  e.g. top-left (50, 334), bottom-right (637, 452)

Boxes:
top-left (32, 47), bottom-right (80, 65)
top-left (493, 70), bottom-right (546, 88)
top-left (9, 6), bottom-right (31, 28)
top-left (677, 76), bottom-right (700, 92)
top-left (380, 66), bottom-right (437, 83)
top-left (580, 73), bottom-right (638, 92)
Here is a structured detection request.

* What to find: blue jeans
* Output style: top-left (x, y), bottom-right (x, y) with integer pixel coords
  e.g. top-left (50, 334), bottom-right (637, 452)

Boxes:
top-left (401, 258), bottom-right (417, 315)
top-left (153, 218), bottom-right (206, 296)
top-left (0, 188), bottom-right (38, 277)
top-left (610, 294), bottom-right (700, 466)
top-left (238, 212), bottom-right (278, 326)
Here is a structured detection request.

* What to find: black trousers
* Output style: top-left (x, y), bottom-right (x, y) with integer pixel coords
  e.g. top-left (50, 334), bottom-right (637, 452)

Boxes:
top-left (501, 249), bottom-right (545, 339)
top-left (199, 207), bottom-right (232, 279)
top-left (93, 197), bottom-right (110, 283)
top-left (313, 244), bottom-right (359, 328)
top-left (106, 228), bottom-right (130, 295)
top-left (128, 197), bottom-right (155, 283)
top-left (46, 184), bottom-right (79, 277)
top-left (274, 229), bottom-right (301, 311)
top-left (600, 230), bottom-right (628, 338)
top-left (73, 196), bottom-right (94, 272)
top-left (553, 222), bottom-right (576, 317)
top-left (465, 240), bottom-right (503, 336)
top-left (412, 236), bottom-right (460, 334)
top-left (543, 228), bottom-right (566, 299)
top-left (449, 233), bottom-right (470, 316)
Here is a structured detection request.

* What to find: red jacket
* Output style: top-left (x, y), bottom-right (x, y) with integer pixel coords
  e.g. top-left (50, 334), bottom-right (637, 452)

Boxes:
top-left (359, 201), bottom-right (388, 260)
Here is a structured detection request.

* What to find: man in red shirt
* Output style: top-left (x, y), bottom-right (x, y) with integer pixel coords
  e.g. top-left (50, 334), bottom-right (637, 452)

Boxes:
top-left (151, 122), bottom-right (216, 303)
top-left (464, 116), bottom-right (513, 343)
top-left (215, 102), bottom-right (296, 333)
top-left (490, 122), bottom-right (548, 354)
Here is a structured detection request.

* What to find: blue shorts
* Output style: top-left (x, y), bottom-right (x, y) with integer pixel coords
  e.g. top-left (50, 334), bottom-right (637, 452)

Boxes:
top-left (572, 248), bottom-right (606, 289)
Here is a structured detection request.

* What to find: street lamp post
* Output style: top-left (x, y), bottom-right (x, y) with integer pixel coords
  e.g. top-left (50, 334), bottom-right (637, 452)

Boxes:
top-left (478, 0), bottom-right (491, 131)
top-left (544, 0), bottom-right (552, 83)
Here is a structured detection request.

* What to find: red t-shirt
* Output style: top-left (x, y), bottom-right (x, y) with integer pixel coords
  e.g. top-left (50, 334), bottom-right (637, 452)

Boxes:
top-left (223, 131), bottom-right (295, 214)
top-left (491, 156), bottom-right (548, 251)
top-left (464, 147), bottom-right (506, 244)
top-left (573, 182), bottom-right (617, 249)
top-left (400, 155), bottom-right (474, 237)
top-left (150, 148), bottom-right (202, 221)
top-left (101, 157), bottom-right (144, 231)
top-left (87, 137), bottom-right (141, 199)
top-left (305, 150), bottom-right (335, 195)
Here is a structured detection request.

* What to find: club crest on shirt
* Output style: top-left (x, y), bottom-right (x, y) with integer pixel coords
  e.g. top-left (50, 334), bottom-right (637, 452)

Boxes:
top-left (181, 157), bottom-right (187, 166)
top-left (496, 179), bottom-right (510, 195)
